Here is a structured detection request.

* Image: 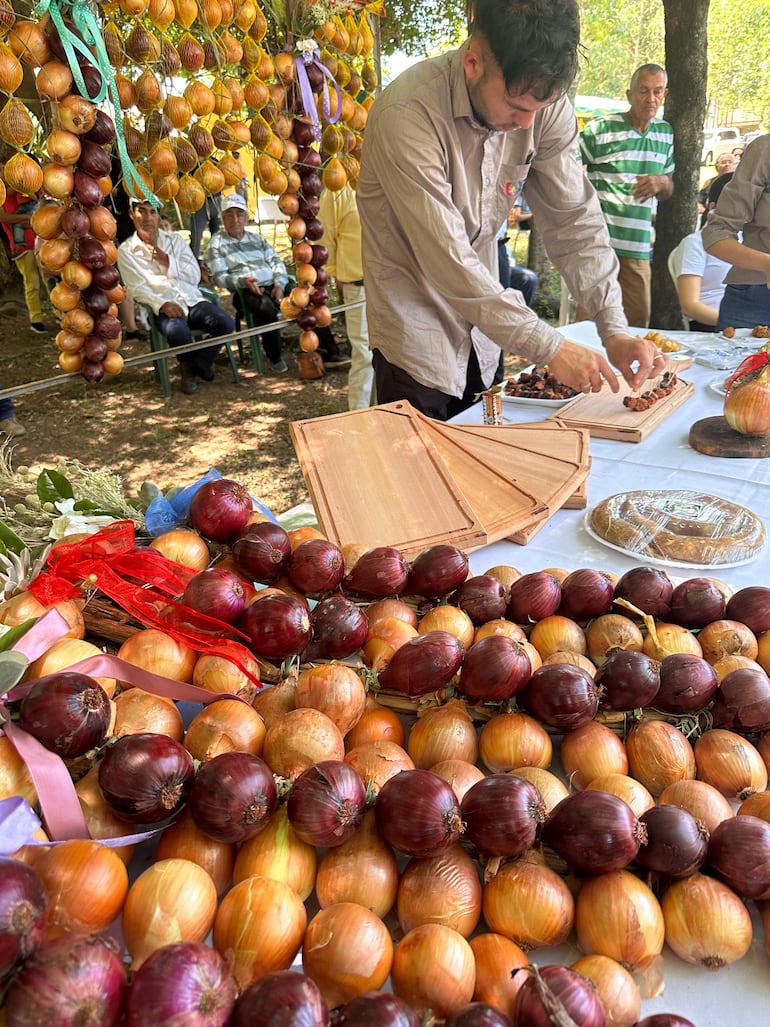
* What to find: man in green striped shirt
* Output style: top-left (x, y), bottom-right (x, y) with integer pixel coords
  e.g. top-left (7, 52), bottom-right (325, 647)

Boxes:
top-left (580, 64), bottom-right (675, 328)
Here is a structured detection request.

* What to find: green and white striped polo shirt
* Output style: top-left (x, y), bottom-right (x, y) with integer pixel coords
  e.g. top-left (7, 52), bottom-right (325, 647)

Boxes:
top-left (580, 113), bottom-right (675, 260)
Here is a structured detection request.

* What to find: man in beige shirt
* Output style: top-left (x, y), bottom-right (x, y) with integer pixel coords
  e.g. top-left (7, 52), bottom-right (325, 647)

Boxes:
top-left (357, 0), bottom-right (665, 420)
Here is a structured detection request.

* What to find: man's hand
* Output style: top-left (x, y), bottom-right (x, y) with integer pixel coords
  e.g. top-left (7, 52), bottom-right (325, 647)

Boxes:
top-left (547, 339), bottom-right (620, 395)
top-left (604, 332), bottom-right (668, 391)
top-left (633, 174), bottom-right (671, 202)
top-left (159, 302), bottom-right (185, 318)
top-left (245, 277), bottom-right (262, 294)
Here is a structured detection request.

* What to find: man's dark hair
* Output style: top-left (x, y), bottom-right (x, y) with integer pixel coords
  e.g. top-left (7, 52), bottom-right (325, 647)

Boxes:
top-left (469, 0), bottom-right (580, 100)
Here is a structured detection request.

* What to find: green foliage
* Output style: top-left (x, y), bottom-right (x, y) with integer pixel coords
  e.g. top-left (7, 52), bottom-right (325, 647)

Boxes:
top-left (578, 0), bottom-right (666, 97)
top-left (379, 0), bottom-right (467, 58)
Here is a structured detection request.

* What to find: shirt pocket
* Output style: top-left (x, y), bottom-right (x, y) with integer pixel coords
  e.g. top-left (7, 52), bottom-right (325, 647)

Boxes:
top-left (498, 163), bottom-right (531, 226)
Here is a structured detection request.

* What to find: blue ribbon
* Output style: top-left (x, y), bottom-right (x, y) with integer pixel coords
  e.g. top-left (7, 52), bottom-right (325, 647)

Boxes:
top-left (35, 0), bottom-right (159, 208)
top-left (144, 467), bottom-right (280, 536)
top-left (294, 45), bottom-right (342, 143)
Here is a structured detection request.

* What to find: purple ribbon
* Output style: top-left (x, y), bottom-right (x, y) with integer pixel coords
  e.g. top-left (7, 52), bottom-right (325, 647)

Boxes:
top-left (294, 46), bottom-right (342, 142)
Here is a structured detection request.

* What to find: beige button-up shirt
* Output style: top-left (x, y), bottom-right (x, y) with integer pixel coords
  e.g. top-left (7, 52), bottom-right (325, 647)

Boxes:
top-left (357, 46), bottom-right (628, 398)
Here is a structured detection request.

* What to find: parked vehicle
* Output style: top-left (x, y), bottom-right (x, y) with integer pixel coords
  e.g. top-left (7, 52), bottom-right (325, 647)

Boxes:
top-left (701, 127), bottom-right (743, 165)
top-left (743, 130), bottom-right (764, 148)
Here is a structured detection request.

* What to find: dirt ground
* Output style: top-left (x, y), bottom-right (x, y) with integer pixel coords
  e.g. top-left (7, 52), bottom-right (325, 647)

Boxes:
top-left (2, 292), bottom-right (353, 518)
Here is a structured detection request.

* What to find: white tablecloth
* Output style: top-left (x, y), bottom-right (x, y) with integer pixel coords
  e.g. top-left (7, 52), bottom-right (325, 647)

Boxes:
top-left (457, 322), bottom-right (770, 591)
top-left (457, 323), bottom-right (770, 1023)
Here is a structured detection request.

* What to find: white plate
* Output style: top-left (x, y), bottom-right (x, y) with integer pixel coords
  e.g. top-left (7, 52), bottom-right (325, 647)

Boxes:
top-left (709, 375), bottom-right (729, 397)
top-left (500, 370), bottom-right (578, 408)
top-left (583, 509), bottom-right (766, 570)
top-left (694, 347), bottom-right (746, 370)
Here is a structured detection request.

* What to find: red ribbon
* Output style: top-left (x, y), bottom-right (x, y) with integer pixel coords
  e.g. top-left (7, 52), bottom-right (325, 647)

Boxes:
top-left (725, 352), bottom-right (770, 395)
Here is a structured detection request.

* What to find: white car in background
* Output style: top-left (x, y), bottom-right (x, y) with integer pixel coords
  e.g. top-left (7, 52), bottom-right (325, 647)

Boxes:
top-left (701, 126), bottom-right (742, 165)
top-left (743, 130), bottom-right (764, 148)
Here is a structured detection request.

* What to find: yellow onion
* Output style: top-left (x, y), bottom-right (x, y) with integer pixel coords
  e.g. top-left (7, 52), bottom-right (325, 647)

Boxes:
top-left (725, 363), bottom-right (770, 435)
top-left (391, 923), bottom-right (475, 1019)
top-left (482, 848), bottom-right (574, 950)
top-left (8, 20), bottom-right (51, 66)
top-left (193, 646), bottom-right (260, 702)
top-left (0, 96), bottom-right (34, 146)
top-left (37, 838), bottom-right (129, 939)
top-left (262, 707), bottom-right (343, 779)
top-left (233, 804), bottom-right (317, 899)
top-left (397, 843), bottom-right (482, 937)
top-left (529, 615), bottom-right (587, 659)
top-left (148, 527), bottom-right (210, 569)
top-left (575, 869), bottom-right (665, 972)
top-left (431, 758), bottom-right (486, 804)
top-left (662, 872), bottom-right (752, 968)
top-left (117, 628), bottom-right (197, 683)
top-left (35, 59), bottom-right (72, 99)
top-left (344, 739), bottom-right (415, 793)
top-left (642, 621), bottom-right (703, 659)
top-left (24, 637), bottom-right (116, 697)
top-left (712, 652), bottom-right (761, 682)
top-left (561, 720), bottom-right (629, 789)
top-left (407, 700), bottom-right (478, 769)
top-left (112, 686), bottom-right (184, 741)
top-left (585, 613), bottom-right (644, 666)
top-left (509, 765), bottom-right (569, 813)
top-left (251, 677), bottom-right (297, 730)
top-left (315, 808), bottom-right (398, 916)
top-left (294, 662), bottom-right (366, 736)
top-left (184, 698), bottom-right (266, 761)
top-left (694, 727), bottom-right (767, 799)
top-left (213, 875), bottom-right (307, 990)
top-left (469, 932), bottom-right (529, 1017)
top-left (30, 201), bottom-right (65, 239)
top-left (0, 733), bottom-right (36, 805)
top-left (74, 764), bottom-right (135, 864)
top-left (155, 807), bottom-right (234, 895)
top-left (625, 717), bottom-right (696, 796)
top-left (586, 773), bottom-right (655, 816)
top-left (472, 618), bottom-right (527, 644)
top-left (123, 857), bottom-right (218, 970)
top-left (417, 605), bottom-right (474, 649)
top-left (3, 150), bottom-right (42, 195)
top-left (658, 778), bottom-right (735, 835)
top-left (344, 696), bottom-right (405, 750)
top-left (302, 902), bottom-right (393, 1008)
top-left (57, 93), bottom-right (97, 134)
top-left (698, 618), bottom-right (758, 664)
top-left (570, 954), bottom-right (641, 1027)
top-left (0, 39), bottom-right (23, 92)
top-left (478, 710), bottom-right (552, 773)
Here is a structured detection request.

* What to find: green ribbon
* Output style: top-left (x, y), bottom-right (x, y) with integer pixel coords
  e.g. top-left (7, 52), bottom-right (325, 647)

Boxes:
top-left (35, 0), bottom-right (159, 207)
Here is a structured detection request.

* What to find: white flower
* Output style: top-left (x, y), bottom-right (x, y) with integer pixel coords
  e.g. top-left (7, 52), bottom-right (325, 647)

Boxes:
top-left (47, 499), bottom-right (117, 541)
top-left (296, 37), bottom-right (318, 53)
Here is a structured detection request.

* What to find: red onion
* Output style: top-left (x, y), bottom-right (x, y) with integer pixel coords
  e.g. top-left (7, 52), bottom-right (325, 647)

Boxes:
top-left (460, 773), bottom-right (545, 857)
top-left (707, 814), bottom-right (770, 899)
top-left (189, 479), bottom-right (253, 543)
top-left (78, 138), bottom-right (111, 178)
top-left (0, 858), bottom-right (48, 984)
top-left (406, 544), bottom-right (470, 598)
top-left (445, 1003), bottom-right (513, 1027)
top-left (230, 970), bottom-right (330, 1026)
top-left (377, 630), bottom-right (464, 697)
top-left (81, 358), bottom-right (105, 383)
top-left (634, 1017), bottom-right (697, 1027)
top-left (232, 522), bottom-right (292, 583)
top-left (459, 635), bottom-right (531, 702)
top-left (507, 570), bottom-right (561, 623)
top-left (240, 592), bottom-right (312, 660)
top-left (375, 768), bottom-right (464, 857)
top-left (669, 577), bottom-right (726, 627)
top-left (594, 650), bottom-right (661, 712)
top-left (512, 964), bottom-right (605, 1027)
top-left (726, 585), bottom-right (770, 634)
top-left (98, 731), bottom-right (195, 824)
top-left (558, 568), bottom-right (615, 621)
top-left (542, 790), bottom-right (643, 873)
top-left (61, 205), bottom-right (90, 238)
top-left (335, 992), bottom-right (420, 1026)
top-left (342, 546), bottom-right (410, 599)
top-left (74, 170), bottom-right (103, 207)
top-left (182, 567), bottom-right (247, 624)
top-left (83, 109), bottom-right (116, 145)
top-left (302, 594), bottom-right (369, 661)
top-left (123, 942), bottom-right (236, 1026)
top-left (286, 538), bottom-right (345, 595)
top-left (188, 750), bottom-right (277, 843)
top-left (636, 803), bottom-right (708, 878)
top-left (77, 235), bottom-right (107, 269)
top-left (520, 664), bottom-right (599, 730)
top-left (287, 759), bottom-right (366, 847)
top-left (4, 934), bottom-right (126, 1027)
top-left (453, 574), bottom-right (507, 624)
top-left (613, 566), bottom-right (673, 618)
top-left (18, 671), bottom-right (111, 758)
top-left (711, 666), bottom-right (770, 731)
top-left (655, 653), bottom-right (718, 714)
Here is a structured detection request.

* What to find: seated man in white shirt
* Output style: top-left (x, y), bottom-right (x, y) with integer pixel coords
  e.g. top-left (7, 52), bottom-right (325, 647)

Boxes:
top-left (117, 199), bottom-right (234, 394)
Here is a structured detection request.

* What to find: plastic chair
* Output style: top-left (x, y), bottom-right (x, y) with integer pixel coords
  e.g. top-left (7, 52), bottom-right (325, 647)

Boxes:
top-left (140, 298), bottom-right (242, 397)
top-left (232, 287), bottom-right (280, 374)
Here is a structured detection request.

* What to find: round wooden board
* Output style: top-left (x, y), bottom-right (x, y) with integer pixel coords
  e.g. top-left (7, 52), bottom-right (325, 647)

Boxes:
top-left (689, 416), bottom-right (770, 458)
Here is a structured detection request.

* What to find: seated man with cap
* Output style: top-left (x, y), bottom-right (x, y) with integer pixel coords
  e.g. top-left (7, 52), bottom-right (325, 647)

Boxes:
top-left (206, 193), bottom-right (289, 373)
top-left (117, 198), bottom-right (234, 394)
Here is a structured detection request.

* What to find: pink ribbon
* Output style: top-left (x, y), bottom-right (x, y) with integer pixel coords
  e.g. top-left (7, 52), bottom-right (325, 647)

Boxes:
top-left (294, 45), bottom-right (342, 142)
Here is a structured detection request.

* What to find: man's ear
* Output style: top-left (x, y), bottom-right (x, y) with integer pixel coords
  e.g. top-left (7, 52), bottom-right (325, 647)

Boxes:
top-left (463, 40), bottom-right (484, 84)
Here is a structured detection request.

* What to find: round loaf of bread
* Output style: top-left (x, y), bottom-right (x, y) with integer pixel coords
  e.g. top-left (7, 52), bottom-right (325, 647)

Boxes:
top-left (589, 490), bottom-right (766, 566)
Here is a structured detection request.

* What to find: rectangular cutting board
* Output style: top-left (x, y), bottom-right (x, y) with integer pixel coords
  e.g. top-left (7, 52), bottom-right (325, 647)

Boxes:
top-left (548, 376), bottom-right (695, 442)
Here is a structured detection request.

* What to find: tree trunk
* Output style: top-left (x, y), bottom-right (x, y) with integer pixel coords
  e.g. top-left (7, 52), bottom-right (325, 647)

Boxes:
top-left (651, 0), bottom-right (710, 329)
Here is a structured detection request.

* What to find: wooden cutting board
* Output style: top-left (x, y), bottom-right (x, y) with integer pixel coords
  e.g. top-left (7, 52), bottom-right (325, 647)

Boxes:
top-left (690, 416), bottom-right (770, 458)
top-left (549, 376), bottom-right (694, 441)
top-left (290, 402), bottom-right (495, 556)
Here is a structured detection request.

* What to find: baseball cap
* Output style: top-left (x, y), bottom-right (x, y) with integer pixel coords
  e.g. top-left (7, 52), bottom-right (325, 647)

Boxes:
top-left (222, 193), bottom-right (248, 213)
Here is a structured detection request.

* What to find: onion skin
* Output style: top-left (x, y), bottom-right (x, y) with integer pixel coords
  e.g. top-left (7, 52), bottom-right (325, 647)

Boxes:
top-left (407, 544), bottom-right (470, 598)
top-left (506, 570), bottom-right (561, 623)
top-left (4, 934), bottom-right (127, 1027)
top-left (594, 650), bottom-right (661, 712)
top-left (377, 630), bottom-right (465, 697)
top-left (655, 653), bottom-right (718, 714)
top-left (98, 732), bottom-right (195, 824)
top-left (189, 478), bottom-right (253, 543)
top-left (18, 671), bottom-right (111, 758)
top-left (0, 857), bottom-right (49, 983)
top-left (375, 768), bottom-right (465, 857)
top-left (397, 844), bottom-right (482, 937)
top-left (561, 720), bottom-right (629, 790)
top-left (669, 577), bottom-right (726, 627)
top-left (287, 759), bottom-right (366, 848)
top-left (625, 718), bottom-right (696, 797)
top-left (520, 663), bottom-right (599, 731)
top-left (461, 774), bottom-right (545, 858)
top-left (391, 923), bottom-right (475, 1019)
top-left (636, 804), bottom-right (708, 878)
top-left (575, 870), bottom-right (665, 973)
top-left (661, 872), bottom-right (753, 969)
top-left (558, 567), bottom-right (615, 621)
top-left (707, 814), bottom-right (770, 899)
top-left (482, 850), bottom-right (575, 951)
top-left (240, 592), bottom-right (312, 660)
top-left (123, 942), bottom-right (236, 1026)
top-left (634, 1017), bottom-right (697, 1027)
top-left (303, 594), bottom-right (368, 661)
top-left (512, 964), bottom-right (606, 1027)
top-left (188, 751), bottom-right (277, 844)
top-left (542, 790), bottom-right (643, 874)
top-left (453, 574), bottom-right (508, 624)
top-left (335, 991), bottom-right (420, 1026)
top-left (459, 635), bottom-right (532, 702)
top-left (614, 565), bottom-right (673, 618)
top-left (711, 665), bottom-right (770, 731)
top-left (726, 585), bottom-right (770, 635)
top-left (231, 969), bottom-right (329, 1027)
top-left (694, 728), bottom-right (768, 799)
top-left (342, 546), bottom-right (409, 599)
top-left (445, 1003), bottom-right (513, 1027)
top-left (232, 522), bottom-right (292, 583)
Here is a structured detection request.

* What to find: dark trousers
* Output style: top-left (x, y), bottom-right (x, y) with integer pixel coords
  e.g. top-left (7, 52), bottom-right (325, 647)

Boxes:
top-left (189, 194), bottom-right (221, 260)
top-left (372, 346), bottom-right (501, 421)
top-left (233, 291), bottom-right (282, 364)
top-left (156, 301), bottom-right (233, 374)
top-left (497, 238), bottom-right (538, 306)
